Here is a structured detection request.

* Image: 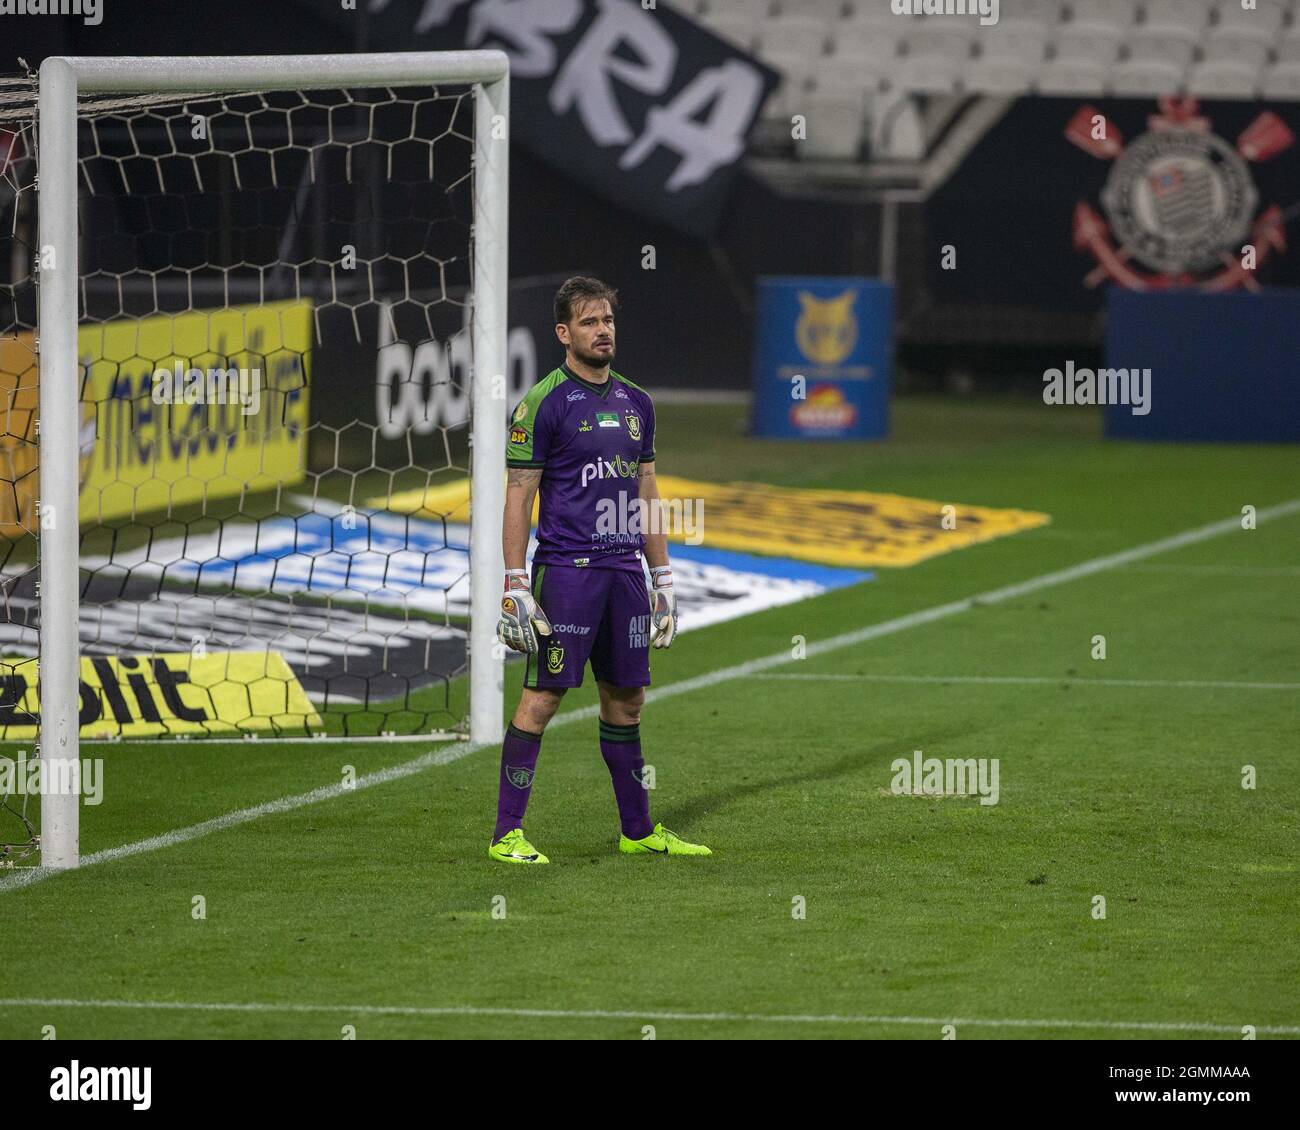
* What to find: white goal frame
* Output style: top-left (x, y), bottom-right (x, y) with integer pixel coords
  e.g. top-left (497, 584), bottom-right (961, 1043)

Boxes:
top-left (35, 52), bottom-right (510, 869)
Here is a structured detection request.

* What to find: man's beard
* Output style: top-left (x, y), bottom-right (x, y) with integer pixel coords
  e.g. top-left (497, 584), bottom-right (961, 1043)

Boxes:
top-left (572, 341), bottom-right (614, 368)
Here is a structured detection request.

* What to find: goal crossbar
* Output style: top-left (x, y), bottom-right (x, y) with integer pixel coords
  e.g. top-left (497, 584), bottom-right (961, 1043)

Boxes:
top-left (34, 51), bottom-right (510, 869)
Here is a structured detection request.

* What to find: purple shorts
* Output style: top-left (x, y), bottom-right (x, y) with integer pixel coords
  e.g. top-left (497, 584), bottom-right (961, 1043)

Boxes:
top-left (524, 564), bottom-right (651, 690)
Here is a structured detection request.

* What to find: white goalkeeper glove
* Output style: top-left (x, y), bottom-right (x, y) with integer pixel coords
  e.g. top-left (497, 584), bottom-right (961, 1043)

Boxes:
top-left (649, 565), bottom-right (677, 649)
top-left (497, 569), bottom-right (552, 655)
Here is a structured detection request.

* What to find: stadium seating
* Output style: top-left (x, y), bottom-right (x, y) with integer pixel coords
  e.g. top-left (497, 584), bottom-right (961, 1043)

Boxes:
top-left (695, 0), bottom-right (1300, 160)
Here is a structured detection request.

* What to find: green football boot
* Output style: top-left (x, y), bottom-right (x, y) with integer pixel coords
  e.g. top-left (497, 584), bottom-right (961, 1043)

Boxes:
top-left (488, 828), bottom-right (549, 864)
top-left (619, 822), bottom-right (712, 857)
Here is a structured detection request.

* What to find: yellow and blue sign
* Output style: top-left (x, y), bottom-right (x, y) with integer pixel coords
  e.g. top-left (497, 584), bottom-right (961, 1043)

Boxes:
top-left (0, 650), bottom-right (322, 739)
top-left (0, 300), bottom-right (312, 538)
top-left (750, 277), bottom-right (893, 441)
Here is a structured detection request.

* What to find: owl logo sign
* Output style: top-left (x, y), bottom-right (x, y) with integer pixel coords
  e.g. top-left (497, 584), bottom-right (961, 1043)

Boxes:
top-left (1067, 97), bottom-right (1291, 291)
top-left (795, 290), bottom-right (858, 366)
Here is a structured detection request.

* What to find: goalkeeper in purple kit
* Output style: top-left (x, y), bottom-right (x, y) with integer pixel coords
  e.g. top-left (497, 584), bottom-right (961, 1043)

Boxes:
top-left (489, 277), bottom-right (711, 864)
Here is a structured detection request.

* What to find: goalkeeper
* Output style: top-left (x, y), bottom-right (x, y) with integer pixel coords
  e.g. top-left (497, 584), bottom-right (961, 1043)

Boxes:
top-left (489, 277), bottom-right (711, 864)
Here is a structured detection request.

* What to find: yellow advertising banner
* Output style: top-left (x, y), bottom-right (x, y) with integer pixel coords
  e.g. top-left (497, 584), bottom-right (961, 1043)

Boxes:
top-left (0, 300), bottom-right (312, 538)
top-left (0, 650), bottom-right (322, 739)
top-left (376, 476), bottom-right (1049, 569)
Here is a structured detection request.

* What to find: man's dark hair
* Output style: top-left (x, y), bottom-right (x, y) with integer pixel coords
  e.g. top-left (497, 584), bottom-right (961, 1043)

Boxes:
top-left (554, 276), bottom-right (619, 326)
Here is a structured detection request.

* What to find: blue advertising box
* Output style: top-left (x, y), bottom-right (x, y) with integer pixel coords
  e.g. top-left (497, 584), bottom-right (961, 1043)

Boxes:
top-left (1105, 288), bottom-right (1300, 443)
top-left (750, 277), bottom-right (893, 440)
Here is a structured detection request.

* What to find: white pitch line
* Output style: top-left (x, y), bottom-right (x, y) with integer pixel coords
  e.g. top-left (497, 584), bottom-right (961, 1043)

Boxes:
top-left (1123, 563), bottom-right (1300, 577)
top-left (0, 702), bottom-right (591, 894)
top-left (0, 997), bottom-right (1294, 1035)
top-left (755, 673), bottom-right (1300, 691)
top-left (4, 496), bottom-right (1299, 894)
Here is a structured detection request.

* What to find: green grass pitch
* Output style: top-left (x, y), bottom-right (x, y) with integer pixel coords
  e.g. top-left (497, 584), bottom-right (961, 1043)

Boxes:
top-left (1, 397), bottom-right (1296, 1039)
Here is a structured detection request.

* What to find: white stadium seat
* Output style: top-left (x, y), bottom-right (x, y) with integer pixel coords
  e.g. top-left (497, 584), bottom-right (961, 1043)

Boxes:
top-left (842, 0), bottom-right (897, 25)
top-left (997, 0), bottom-right (1058, 24)
top-left (1187, 59), bottom-right (1260, 98)
top-left (1140, 0), bottom-right (1213, 33)
top-left (1212, 0), bottom-right (1285, 36)
top-left (1124, 25), bottom-right (1198, 67)
top-left (1037, 57), bottom-right (1111, 94)
top-left (1275, 27), bottom-right (1300, 64)
top-left (903, 22), bottom-right (977, 62)
top-left (964, 58), bottom-right (1039, 94)
top-left (1054, 23), bottom-right (1124, 64)
top-left (831, 21), bottom-right (904, 60)
top-left (1069, 0), bottom-right (1137, 29)
top-left (798, 91), bottom-right (867, 159)
top-left (757, 15), bottom-right (833, 57)
top-left (704, 14), bottom-right (758, 51)
top-left (1260, 60), bottom-right (1300, 99)
top-left (759, 59), bottom-right (821, 125)
top-left (1200, 27), bottom-right (1272, 68)
top-left (977, 18), bottom-right (1050, 61)
top-left (776, 0), bottom-right (847, 19)
top-left (815, 54), bottom-right (886, 94)
top-left (1110, 58), bottom-right (1184, 96)
top-left (763, 50), bottom-right (824, 87)
top-left (702, 0), bottom-right (775, 21)
top-left (884, 56), bottom-right (961, 94)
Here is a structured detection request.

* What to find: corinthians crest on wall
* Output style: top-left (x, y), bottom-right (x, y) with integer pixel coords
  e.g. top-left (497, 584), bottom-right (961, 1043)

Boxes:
top-left (1066, 96), bottom-right (1292, 291)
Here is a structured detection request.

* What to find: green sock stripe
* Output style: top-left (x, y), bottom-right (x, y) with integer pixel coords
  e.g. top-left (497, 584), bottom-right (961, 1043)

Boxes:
top-left (599, 720), bottom-right (640, 743)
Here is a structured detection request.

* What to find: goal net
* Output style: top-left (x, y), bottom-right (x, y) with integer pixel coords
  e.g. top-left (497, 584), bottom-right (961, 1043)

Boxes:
top-left (0, 53), bottom-right (509, 868)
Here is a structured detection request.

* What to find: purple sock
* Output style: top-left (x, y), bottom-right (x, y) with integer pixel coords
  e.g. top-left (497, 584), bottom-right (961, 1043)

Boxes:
top-left (599, 719), bottom-right (653, 840)
top-left (494, 723), bottom-right (542, 842)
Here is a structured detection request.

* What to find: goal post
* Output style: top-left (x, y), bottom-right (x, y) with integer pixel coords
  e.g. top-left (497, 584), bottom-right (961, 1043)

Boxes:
top-left (29, 52), bottom-right (510, 870)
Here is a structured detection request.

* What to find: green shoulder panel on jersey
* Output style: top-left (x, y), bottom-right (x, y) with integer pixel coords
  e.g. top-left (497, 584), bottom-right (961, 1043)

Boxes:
top-left (610, 370), bottom-right (649, 396)
top-left (507, 370), bottom-right (566, 467)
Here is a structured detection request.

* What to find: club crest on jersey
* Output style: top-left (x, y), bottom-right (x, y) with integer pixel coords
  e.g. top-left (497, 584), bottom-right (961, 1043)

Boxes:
top-left (546, 643), bottom-right (565, 674)
top-left (506, 765), bottom-right (534, 788)
top-left (626, 414), bottom-right (641, 441)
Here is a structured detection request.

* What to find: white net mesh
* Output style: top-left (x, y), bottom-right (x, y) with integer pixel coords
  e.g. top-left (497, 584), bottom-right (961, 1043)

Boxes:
top-left (0, 72), bottom-right (484, 792)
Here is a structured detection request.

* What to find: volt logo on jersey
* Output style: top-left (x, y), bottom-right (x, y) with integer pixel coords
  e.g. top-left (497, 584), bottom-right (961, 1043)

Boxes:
top-left (596, 412), bottom-right (621, 428)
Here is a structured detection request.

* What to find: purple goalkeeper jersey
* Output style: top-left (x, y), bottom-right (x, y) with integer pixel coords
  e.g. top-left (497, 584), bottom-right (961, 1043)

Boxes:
top-left (506, 361), bottom-right (656, 572)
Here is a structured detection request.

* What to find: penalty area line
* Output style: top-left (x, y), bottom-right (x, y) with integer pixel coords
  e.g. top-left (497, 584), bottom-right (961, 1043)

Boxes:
top-left (4, 496), bottom-right (1298, 894)
top-left (754, 673), bottom-right (1300, 691)
top-left (0, 997), bottom-right (1294, 1035)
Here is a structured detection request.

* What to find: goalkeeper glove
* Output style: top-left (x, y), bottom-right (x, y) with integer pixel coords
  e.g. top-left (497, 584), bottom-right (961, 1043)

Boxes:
top-left (497, 569), bottom-right (552, 655)
top-left (648, 565), bottom-right (677, 649)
